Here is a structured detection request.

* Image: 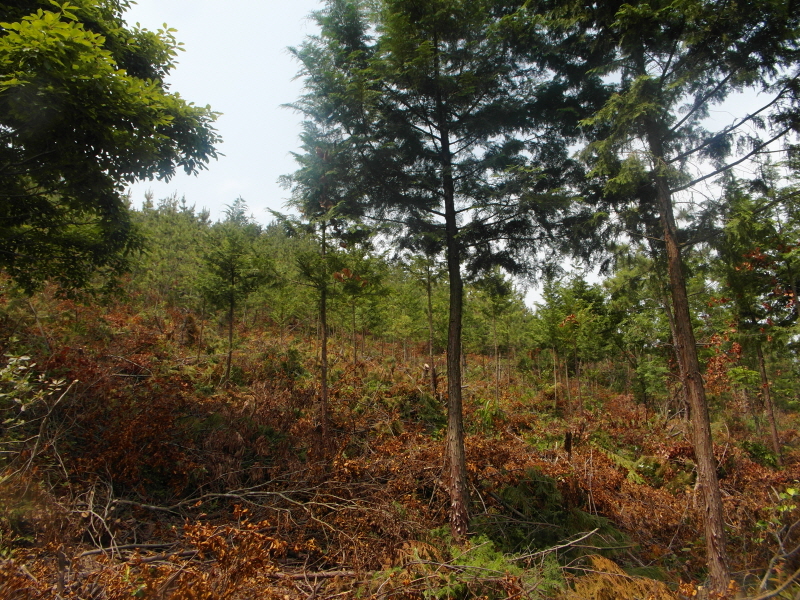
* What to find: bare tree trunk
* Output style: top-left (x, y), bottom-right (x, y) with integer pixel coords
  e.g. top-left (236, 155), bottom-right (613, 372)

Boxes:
top-left (647, 121), bottom-right (730, 593)
top-left (352, 302), bottom-right (357, 365)
top-left (197, 300), bottom-right (206, 364)
top-left (426, 264), bottom-right (438, 397)
top-left (437, 49), bottom-right (469, 536)
top-left (552, 348), bottom-right (559, 413)
top-left (564, 358), bottom-right (571, 418)
top-left (660, 288), bottom-right (690, 419)
top-left (225, 294), bottom-right (234, 383)
top-left (756, 342), bottom-right (782, 465)
top-left (445, 197), bottom-right (468, 538)
top-left (493, 315), bottom-right (500, 408)
top-left (319, 222), bottom-right (330, 442)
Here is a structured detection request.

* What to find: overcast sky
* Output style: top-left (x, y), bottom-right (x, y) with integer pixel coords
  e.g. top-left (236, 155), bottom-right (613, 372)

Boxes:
top-left (123, 0), bottom-right (322, 223)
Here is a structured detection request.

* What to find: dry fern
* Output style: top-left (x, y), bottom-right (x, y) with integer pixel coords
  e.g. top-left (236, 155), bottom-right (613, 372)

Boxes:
top-left (564, 555), bottom-right (676, 600)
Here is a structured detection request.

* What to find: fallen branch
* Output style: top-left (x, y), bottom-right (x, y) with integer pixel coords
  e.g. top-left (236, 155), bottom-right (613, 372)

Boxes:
top-left (747, 565), bottom-right (800, 600)
top-left (272, 570), bottom-right (358, 580)
top-left (76, 543), bottom-right (178, 559)
top-left (511, 529), bottom-right (600, 562)
top-left (137, 551), bottom-right (201, 565)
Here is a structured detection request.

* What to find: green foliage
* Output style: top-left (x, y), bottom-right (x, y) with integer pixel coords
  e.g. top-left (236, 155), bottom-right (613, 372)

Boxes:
top-left (0, 0), bottom-right (219, 292)
top-left (473, 468), bottom-right (626, 557)
top-left (741, 440), bottom-right (779, 469)
top-left (0, 355), bottom-right (66, 472)
top-left (634, 455), bottom-right (667, 487)
top-left (388, 389), bottom-right (446, 431)
top-left (199, 199), bottom-right (267, 311)
top-left (473, 399), bottom-right (506, 434)
top-left (257, 344), bottom-right (307, 381)
top-left (370, 531), bottom-right (565, 600)
top-left (437, 535), bottom-right (559, 600)
top-left (129, 194), bottom-right (211, 309)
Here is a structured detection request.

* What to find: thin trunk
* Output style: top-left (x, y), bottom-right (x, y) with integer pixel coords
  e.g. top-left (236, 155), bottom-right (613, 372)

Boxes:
top-left (352, 302), bottom-right (357, 366)
top-left (436, 41), bottom-right (469, 538)
top-left (197, 300), bottom-right (205, 364)
top-left (756, 342), bottom-right (782, 465)
top-left (738, 385), bottom-right (762, 434)
top-left (552, 348), bottom-right (559, 413)
top-left (564, 358), bottom-right (571, 417)
top-left (646, 120), bottom-right (730, 593)
top-left (426, 264), bottom-right (438, 397)
top-left (319, 221), bottom-right (330, 441)
top-left (225, 293), bottom-right (234, 383)
top-left (573, 340), bottom-right (582, 414)
top-left (493, 315), bottom-right (499, 408)
top-left (27, 300), bottom-right (52, 355)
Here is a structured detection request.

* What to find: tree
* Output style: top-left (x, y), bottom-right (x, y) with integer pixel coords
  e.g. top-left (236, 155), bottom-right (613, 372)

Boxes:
top-left (712, 177), bottom-right (800, 465)
top-left (0, 0), bottom-right (219, 292)
top-left (199, 199), bottom-right (266, 384)
top-left (331, 224), bottom-right (386, 365)
top-left (289, 0), bottom-right (593, 537)
top-left (401, 238), bottom-right (447, 397)
top-left (472, 269), bottom-right (515, 408)
top-left (130, 193), bottom-right (211, 311)
top-left (573, 0), bottom-right (800, 590)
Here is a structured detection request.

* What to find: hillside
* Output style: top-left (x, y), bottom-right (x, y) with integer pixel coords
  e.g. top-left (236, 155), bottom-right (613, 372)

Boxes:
top-left (1, 281), bottom-right (798, 600)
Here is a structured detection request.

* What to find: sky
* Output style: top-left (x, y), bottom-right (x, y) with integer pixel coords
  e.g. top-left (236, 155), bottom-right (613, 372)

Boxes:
top-left (123, 0), bottom-right (323, 223)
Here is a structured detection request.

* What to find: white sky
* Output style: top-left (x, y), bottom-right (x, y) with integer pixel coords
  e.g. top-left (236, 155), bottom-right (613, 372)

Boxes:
top-left (123, 0), bottom-right (323, 223)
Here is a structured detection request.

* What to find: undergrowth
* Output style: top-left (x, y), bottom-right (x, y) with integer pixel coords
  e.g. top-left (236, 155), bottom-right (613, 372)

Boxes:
top-left (0, 290), bottom-right (799, 599)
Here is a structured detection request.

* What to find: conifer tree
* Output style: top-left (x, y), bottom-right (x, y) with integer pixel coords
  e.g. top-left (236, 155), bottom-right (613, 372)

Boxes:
top-left (199, 199), bottom-right (266, 383)
top-left (289, 0), bottom-right (595, 536)
top-left (570, 0), bottom-right (800, 590)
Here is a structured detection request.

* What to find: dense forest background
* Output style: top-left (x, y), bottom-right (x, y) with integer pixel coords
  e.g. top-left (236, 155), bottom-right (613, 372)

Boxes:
top-left (2, 0), bottom-right (800, 599)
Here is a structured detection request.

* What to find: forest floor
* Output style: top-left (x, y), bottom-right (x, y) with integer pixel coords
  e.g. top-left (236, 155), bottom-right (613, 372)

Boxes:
top-left (1, 298), bottom-right (800, 599)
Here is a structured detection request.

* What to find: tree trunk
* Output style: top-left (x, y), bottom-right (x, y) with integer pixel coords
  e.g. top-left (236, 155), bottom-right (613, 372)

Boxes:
top-left (493, 314), bottom-right (500, 409)
top-left (552, 348), bottom-right (559, 413)
top-left (756, 341), bottom-right (782, 465)
top-left (319, 221), bottom-right (330, 442)
top-left (436, 44), bottom-right (469, 537)
top-left (197, 300), bottom-right (205, 364)
top-left (225, 293), bottom-right (234, 383)
top-left (647, 122), bottom-right (730, 593)
top-left (660, 287), bottom-right (691, 419)
top-left (426, 264), bottom-right (438, 397)
top-left (352, 302), bottom-right (358, 365)
top-left (564, 358), bottom-right (571, 418)
top-left (574, 340), bottom-right (582, 414)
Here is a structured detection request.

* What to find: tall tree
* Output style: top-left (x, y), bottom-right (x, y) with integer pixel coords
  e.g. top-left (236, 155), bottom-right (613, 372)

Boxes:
top-left (0, 1), bottom-right (219, 292)
top-left (574, 0), bottom-right (800, 590)
top-left (289, 0), bottom-right (595, 536)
